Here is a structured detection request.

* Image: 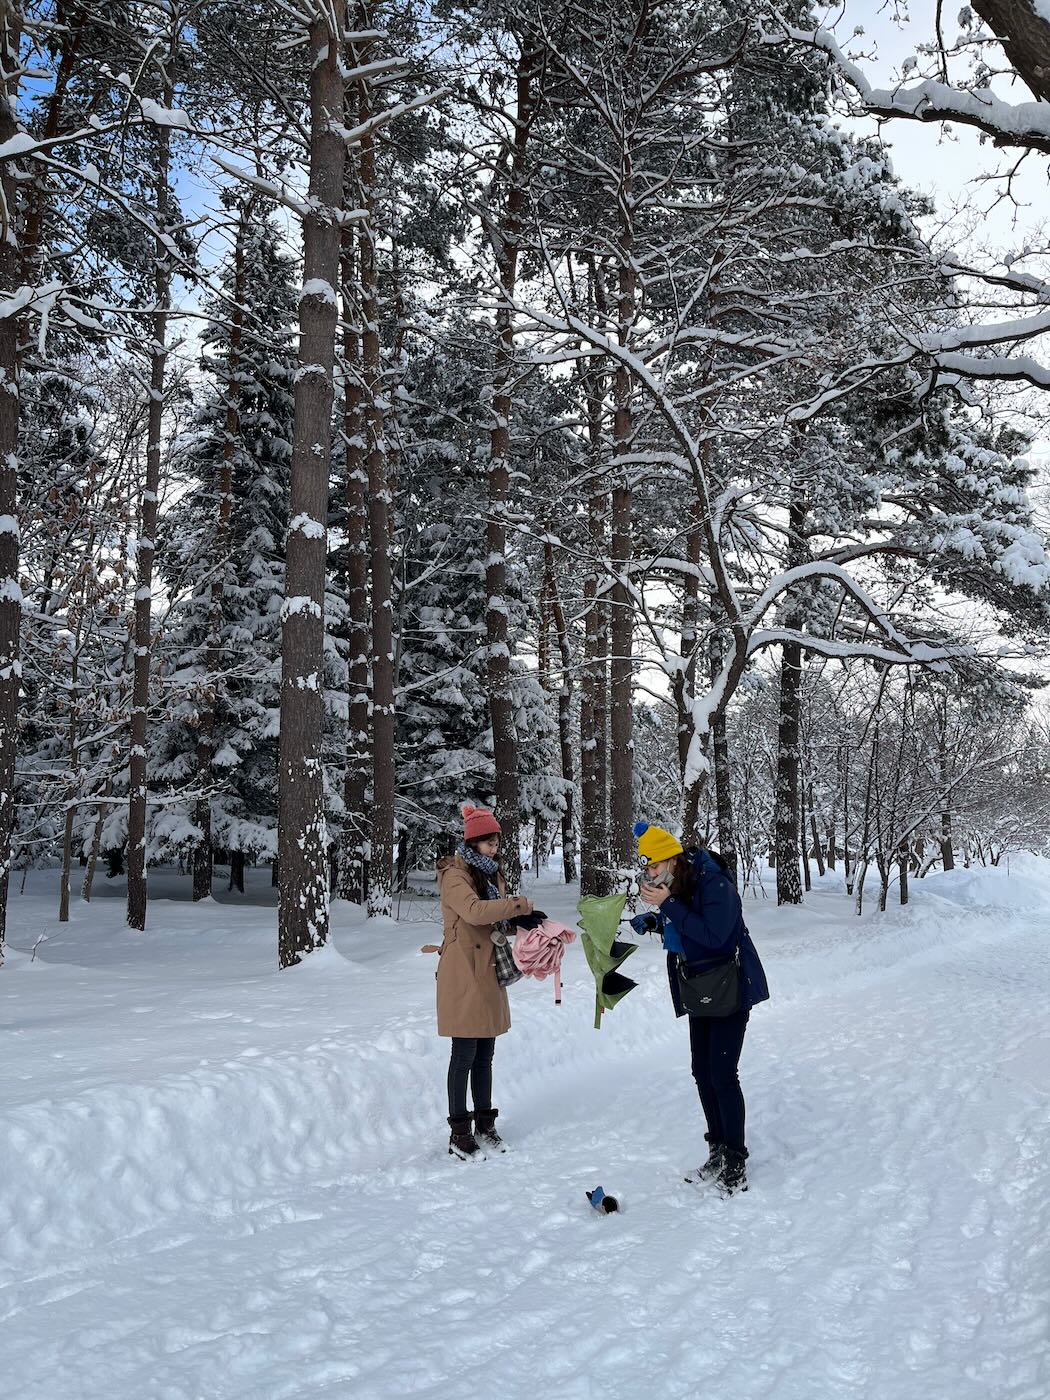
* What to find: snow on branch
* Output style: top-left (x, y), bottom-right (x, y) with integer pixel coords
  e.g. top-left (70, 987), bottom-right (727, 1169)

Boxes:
top-left (931, 351), bottom-right (1050, 388)
top-left (331, 87), bottom-right (450, 148)
top-left (764, 14), bottom-right (1050, 154)
top-left (210, 154), bottom-right (314, 217)
top-left (917, 309), bottom-right (1050, 352)
top-left (747, 630), bottom-right (955, 670)
top-left (137, 98), bottom-right (193, 132)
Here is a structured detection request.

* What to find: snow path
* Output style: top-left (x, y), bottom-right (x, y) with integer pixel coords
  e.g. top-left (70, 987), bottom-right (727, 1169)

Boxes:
top-left (2, 866), bottom-right (1048, 1400)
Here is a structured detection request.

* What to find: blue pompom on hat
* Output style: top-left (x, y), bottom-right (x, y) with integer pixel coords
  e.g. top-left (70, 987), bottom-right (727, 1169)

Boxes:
top-left (633, 820), bottom-right (684, 864)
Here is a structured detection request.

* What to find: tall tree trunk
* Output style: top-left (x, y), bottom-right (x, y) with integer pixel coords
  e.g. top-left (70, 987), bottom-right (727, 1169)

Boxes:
top-left (774, 492), bottom-right (807, 906)
top-left (826, 735), bottom-right (839, 872)
top-left (534, 574), bottom-right (551, 876)
top-left (708, 610), bottom-right (737, 881)
top-left (940, 807), bottom-right (955, 871)
top-left (0, 8), bottom-right (87, 942)
top-left (801, 730), bottom-right (824, 880)
top-left (675, 509), bottom-right (703, 844)
top-left (854, 721), bottom-right (879, 916)
top-left (809, 792), bottom-right (826, 877)
top-left (839, 740), bottom-right (852, 887)
top-left (358, 58), bottom-right (395, 919)
top-left (484, 46), bottom-right (536, 894)
top-left (277, 6), bottom-right (345, 966)
top-left (608, 183), bottom-right (637, 872)
top-left (579, 261), bottom-right (610, 897)
top-left (192, 201), bottom-right (250, 901)
top-left (0, 9), bottom-right (26, 954)
top-left (59, 616), bottom-right (84, 923)
top-left (229, 848), bottom-right (245, 894)
top-left (81, 790), bottom-right (110, 903)
top-left (799, 772), bottom-right (812, 893)
top-left (59, 729), bottom-right (77, 922)
top-left (127, 69), bottom-right (175, 932)
top-left (936, 698), bottom-right (955, 871)
top-left (774, 635), bottom-right (803, 904)
top-left (580, 487), bottom-right (610, 895)
top-left (543, 541), bottom-right (577, 884)
top-left (0, 304), bottom-right (17, 949)
top-left (338, 179), bottom-right (370, 905)
top-left (877, 853), bottom-right (889, 912)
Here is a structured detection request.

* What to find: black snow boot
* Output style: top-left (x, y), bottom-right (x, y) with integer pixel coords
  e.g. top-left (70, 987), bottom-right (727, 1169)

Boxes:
top-left (717, 1148), bottom-right (749, 1198)
top-left (686, 1135), bottom-right (725, 1185)
top-left (474, 1108), bottom-right (505, 1153)
top-left (448, 1115), bottom-right (484, 1160)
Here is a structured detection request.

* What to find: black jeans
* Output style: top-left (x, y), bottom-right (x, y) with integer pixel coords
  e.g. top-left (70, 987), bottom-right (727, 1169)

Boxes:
top-left (688, 1007), bottom-right (749, 1155)
top-left (447, 1036), bottom-right (495, 1119)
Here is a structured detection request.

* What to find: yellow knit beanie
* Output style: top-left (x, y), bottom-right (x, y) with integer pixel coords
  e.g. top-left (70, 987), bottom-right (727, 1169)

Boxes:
top-left (633, 820), bottom-right (684, 865)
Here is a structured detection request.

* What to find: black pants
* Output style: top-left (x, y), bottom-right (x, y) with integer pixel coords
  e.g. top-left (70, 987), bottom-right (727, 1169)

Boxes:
top-left (447, 1036), bottom-right (495, 1119)
top-left (688, 1007), bottom-right (749, 1155)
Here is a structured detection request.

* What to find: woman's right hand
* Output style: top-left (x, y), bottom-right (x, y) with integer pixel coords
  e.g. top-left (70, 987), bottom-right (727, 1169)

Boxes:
top-left (639, 881), bottom-right (671, 908)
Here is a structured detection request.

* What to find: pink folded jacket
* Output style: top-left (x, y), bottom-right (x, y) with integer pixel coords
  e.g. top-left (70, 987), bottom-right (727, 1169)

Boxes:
top-left (512, 919), bottom-right (577, 1004)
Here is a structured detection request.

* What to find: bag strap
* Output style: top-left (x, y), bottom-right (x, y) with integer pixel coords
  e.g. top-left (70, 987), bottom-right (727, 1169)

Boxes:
top-left (678, 948), bottom-right (739, 974)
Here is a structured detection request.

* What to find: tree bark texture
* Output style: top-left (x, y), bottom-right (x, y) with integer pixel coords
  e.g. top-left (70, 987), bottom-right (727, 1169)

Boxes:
top-left (677, 509), bottom-right (706, 845)
top-left (484, 46), bottom-right (536, 894)
top-left (898, 841), bottom-right (910, 906)
top-left (0, 9), bottom-right (22, 957)
top-left (608, 191), bottom-right (636, 871)
top-left (711, 632), bottom-right (736, 876)
top-left (774, 636), bottom-right (804, 906)
top-left (81, 790), bottom-right (110, 904)
top-left (580, 480), bottom-right (610, 896)
top-left (358, 62), bottom-right (395, 919)
top-left (972, 1), bottom-right (1050, 103)
top-left (937, 704), bottom-right (955, 872)
top-left (542, 542), bottom-right (577, 884)
top-left (59, 613), bottom-right (84, 923)
top-left (127, 70), bottom-right (174, 932)
top-left (277, 7), bottom-right (345, 966)
top-left (774, 492), bottom-right (807, 906)
top-left (809, 789), bottom-right (826, 877)
top-left (338, 176), bottom-right (370, 906)
top-left (578, 260), bottom-right (610, 897)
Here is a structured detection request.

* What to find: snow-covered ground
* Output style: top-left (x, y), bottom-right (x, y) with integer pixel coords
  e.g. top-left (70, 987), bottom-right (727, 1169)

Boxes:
top-left (2, 858), bottom-right (1048, 1400)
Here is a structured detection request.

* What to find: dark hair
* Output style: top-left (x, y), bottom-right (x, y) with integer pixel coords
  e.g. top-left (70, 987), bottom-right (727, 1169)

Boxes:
top-left (669, 854), bottom-right (695, 903)
top-left (464, 835), bottom-right (501, 900)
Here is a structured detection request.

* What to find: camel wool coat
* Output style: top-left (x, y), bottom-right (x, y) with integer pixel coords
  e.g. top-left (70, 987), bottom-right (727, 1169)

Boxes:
top-left (435, 855), bottom-right (531, 1038)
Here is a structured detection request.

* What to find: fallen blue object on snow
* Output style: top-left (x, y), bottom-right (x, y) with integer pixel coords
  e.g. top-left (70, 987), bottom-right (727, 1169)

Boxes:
top-left (586, 1186), bottom-right (619, 1214)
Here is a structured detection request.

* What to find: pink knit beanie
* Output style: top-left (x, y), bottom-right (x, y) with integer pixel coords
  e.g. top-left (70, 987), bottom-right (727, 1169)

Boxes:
top-left (462, 803), bottom-right (501, 841)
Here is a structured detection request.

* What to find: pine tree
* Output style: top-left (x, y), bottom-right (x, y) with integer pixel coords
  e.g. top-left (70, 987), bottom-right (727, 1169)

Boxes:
top-left (156, 209), bottom-right (297, 885)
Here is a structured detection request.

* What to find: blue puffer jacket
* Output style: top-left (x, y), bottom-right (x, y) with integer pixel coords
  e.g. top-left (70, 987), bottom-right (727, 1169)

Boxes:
top-left (658, 848), bottom-right (769, 1017)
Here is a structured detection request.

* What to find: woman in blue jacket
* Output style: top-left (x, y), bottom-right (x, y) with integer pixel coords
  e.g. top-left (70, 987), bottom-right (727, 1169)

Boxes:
top-left (635, 820), bottom-right (769, 1196)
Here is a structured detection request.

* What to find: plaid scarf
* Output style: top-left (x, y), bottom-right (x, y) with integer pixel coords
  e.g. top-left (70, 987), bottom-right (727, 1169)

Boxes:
top-left (457, 842), bottom-right (519, 984)
top-left (457, 840), bottom-right (500, 900)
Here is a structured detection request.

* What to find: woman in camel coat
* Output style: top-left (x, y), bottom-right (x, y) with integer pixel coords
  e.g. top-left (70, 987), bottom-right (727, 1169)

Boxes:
top-left (436, 804), bottom-right (532, 1159)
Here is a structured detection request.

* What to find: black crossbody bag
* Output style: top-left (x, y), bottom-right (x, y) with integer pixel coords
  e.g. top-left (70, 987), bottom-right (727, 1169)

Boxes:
top-left (676, 948), bottom-right (741, 1017)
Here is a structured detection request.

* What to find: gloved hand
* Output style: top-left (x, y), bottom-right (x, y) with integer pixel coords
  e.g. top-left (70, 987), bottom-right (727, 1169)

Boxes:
top-left (630, 911), bottom-right (662, 937)
top-left (513, 909), bottom-right (548, 930)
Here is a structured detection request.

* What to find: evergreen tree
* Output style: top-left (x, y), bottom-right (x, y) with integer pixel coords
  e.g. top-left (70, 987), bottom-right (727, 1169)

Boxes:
top-left (155, 210), bottom-right (297, 880)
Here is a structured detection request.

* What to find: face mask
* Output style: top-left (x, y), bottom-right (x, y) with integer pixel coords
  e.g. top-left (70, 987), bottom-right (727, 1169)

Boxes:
top-left (644, 868), bottom-right (674, 888)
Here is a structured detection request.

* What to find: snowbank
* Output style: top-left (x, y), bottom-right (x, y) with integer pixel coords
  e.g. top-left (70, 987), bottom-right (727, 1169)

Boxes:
top-left (2, 865), bottom-right (1048, 1400)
